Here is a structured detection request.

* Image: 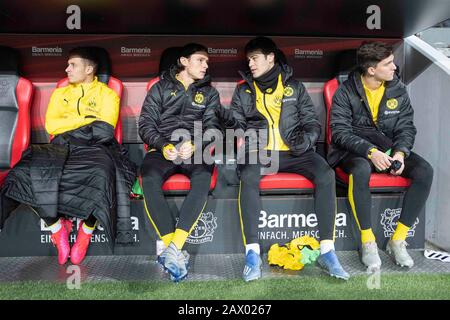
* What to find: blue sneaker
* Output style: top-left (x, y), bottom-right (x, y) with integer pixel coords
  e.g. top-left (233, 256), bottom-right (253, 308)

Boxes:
top-left (317, 250), bottom-right (350, 281)
top-left (157, 250), bottom-right (190, 271)
top-left (243, 250), bottom-right (262, 282)
top-left (158, 243), bottom-right (188, 283)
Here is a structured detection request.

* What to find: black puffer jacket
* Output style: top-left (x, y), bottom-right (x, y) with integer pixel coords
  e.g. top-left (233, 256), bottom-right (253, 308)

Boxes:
top-left (139, 66), bottom-right (221, 151)
top-left (0, 121), bottom-right (137, 245)
top-left (230, 64), bottom-right (321, 156)
top-left (328, 71), bottom-right (416, 167)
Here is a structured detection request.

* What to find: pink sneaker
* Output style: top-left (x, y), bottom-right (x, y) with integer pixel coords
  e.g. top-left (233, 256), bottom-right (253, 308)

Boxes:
top-left (61, 217), bottom-right (73, 234)
top-left (50, 223), bottom-right (70, 265)
top-left (70, 223), bottom-right (92, 265)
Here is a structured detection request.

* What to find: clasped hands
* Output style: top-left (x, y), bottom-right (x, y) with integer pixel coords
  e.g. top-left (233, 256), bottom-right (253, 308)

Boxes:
top-left (163, 141), bottom-right (194, 161)
top-left (370, 149), bottom-right (405, 175)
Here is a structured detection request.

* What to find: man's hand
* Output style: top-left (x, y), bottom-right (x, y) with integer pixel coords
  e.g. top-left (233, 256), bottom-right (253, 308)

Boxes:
top-left (390, 152), bottom-right (405, 175)
top-left (216, 105), bottom-right (235, 126)
top-left (162, 143), bottom-right (178, 161)
top-left (179, 141), bottom-right (194, 160)
top-left (370, 149), bottom-right (393, 171)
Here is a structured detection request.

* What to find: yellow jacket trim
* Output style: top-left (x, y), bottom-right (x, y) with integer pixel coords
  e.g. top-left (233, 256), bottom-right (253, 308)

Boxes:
top-left (254, 74), bottom-right (290, 151)
top-left (362, 76), bottom-right (385, 124)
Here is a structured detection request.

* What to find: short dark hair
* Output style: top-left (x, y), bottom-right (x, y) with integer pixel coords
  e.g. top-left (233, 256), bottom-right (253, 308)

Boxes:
top-left (68, 47), bottom-right (99, 74)
top-left (244, 36), bottom-right (286, 64)
top-left (357, 42), bottom-right (393, 74)
top-left (176, 43), bottom-right (208, 72)
top-left (179, 43), bottom-right (208, 59)
top-left (159, 46), bottom-right (182, 75)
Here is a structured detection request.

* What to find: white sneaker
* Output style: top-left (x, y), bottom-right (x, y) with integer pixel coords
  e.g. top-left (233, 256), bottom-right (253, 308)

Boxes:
top-left (361, 241), bottom-right (382, 272)
top-left (160, 243), bottom-right (188, 282)
top-left (424, 249), bottom-right (450, 262)
top-left (386, 240), bottom-right (414, 268)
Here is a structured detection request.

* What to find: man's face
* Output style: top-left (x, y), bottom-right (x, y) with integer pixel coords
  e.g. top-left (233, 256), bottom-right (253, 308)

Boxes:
top-left (182, 51), bottom-right (209, 81)
top-left (247, 50), bottom-right (275, 78)
top-left (65, 57), bottom-right (93, 84)
top-left (370, 54), bottom-right (397, 81)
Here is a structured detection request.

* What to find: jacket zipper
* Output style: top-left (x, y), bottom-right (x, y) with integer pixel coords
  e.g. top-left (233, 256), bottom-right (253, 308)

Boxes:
top-left (357, 76), bottom-right (381, 130)
top-left (77, 85), bottom-right (84, 116)
top-left (360, 96), bottom-right (380, 130)
top-left (262, 93), bottom-right (276, 148)
top-left (278, 100), bottom-right (289, 147)
top-left (180, 83), bottom-right (190, 116)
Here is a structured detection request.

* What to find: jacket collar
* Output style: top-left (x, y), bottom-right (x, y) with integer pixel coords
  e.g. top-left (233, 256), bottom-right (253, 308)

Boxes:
top-left (350, 70), bottom-right (406, 99)
top-left (162, 65), bottom-right (211, 90)
top-left (70, 76), bottom-right (99, 89)
top-left (238, 63), bottom-right (294, 92)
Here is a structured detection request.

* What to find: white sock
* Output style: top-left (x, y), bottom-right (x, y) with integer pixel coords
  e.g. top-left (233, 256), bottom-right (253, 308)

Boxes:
top-left (156, 240), bottom-right (166, 256)
top-left (48, 219), bottom-right (62, 233)
top-left (82, 223), bottom-right (94, 234)
top-left (245, 243), bottom-right (261, 255)
top-left (320, 240), bottom-right (335, 255)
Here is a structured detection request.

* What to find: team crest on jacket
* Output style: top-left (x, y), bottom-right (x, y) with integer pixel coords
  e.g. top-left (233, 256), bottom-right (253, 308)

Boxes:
top-left (283, 86), bottom-right (294, 97)
top-left (194, 92), bottom-right (204, 104)
top-left (386, 98), bottom-right (398, 110)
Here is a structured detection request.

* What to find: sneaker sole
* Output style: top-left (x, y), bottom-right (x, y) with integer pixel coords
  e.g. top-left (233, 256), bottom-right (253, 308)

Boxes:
top-left (317, 260), bottom-right (350, 281)
top-left (243, 273), bottom-right (261, 282)
top-left (386, 247), bottom-right (414, 268)
top-left (170, 273), bottom-right (188, 283)
top-left (393, 261), bottom-right (414, 268)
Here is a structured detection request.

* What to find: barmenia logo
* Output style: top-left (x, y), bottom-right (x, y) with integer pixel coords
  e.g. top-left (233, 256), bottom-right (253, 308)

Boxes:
top-left (32, 46), bottom-right (63, 57)
top-left (207, 47), bottom-right (238, 56)
top-left (294, 48), bottom-right (323, 59)
top-left (258, 210), bottom-right (347, 228)
top-left (121, 47), bottom-right (152, 57)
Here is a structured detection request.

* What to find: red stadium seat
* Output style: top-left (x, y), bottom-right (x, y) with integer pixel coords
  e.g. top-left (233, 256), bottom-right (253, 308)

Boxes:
top-left (260, 173), bottom-right (314, 193)
top-left (324, 73), bottom-right (411, 191)
top-left (55, 47), bottom-right (123, 144)
top-left (141, 77), bottom-right (218, 194)
top-left (0, 46), bottom-right (33, 186)
top-left (235, 138), bottom-right (314, 194)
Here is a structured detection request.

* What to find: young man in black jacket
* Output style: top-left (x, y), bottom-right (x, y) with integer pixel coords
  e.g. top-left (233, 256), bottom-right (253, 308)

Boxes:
top-left (228, 37), bottom-right (349, 281)
top-left (328, 42), bottom-right (433, 271)
top-left (139, 43), bottom-right (221, 282)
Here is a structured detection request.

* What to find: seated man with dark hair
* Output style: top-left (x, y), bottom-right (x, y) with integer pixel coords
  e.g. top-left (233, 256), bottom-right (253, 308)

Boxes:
top-left (0, 47), bottom-right (136, 265)
top-left (328, 42), bottom-right (433, 271)
top-left (226, 36), bottom-right (349, 281)
top-left (139, 43), bottom-right (221, 282)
